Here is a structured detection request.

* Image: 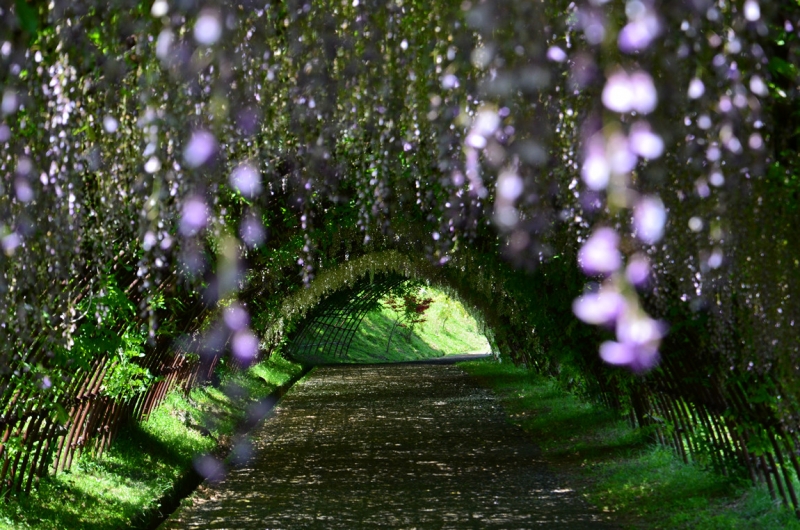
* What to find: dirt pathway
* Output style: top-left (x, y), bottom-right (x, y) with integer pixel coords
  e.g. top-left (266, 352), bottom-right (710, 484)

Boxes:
top-left (162, 364), bottom-right (617, 529)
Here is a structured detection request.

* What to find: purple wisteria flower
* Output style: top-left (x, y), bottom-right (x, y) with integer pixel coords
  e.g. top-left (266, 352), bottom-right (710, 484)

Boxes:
top-left (232, 329), bottom-right (259, 363)
top-left (618, 11), bottom-right (660, 53)
top-left (600, 312), bottom-right (667, 372)
top-left (547, 46), bottom-right (567, 62)
top-left (629, 122), bottom-right (664, 159)
top-left (223, 303), bottom-right (250, 331)
top-left (579, 227), bottom-right (621, 275)
top-left (625, 255), bottom-right (651, 286)
top-left (687, 78), bottom-right (705, 99)
top-left (230, 163), bottom-right (262, 198)
top-left (572, 290), bottom-right (626, 325)
top-left (240, 215), bottom-right (266, 248)
top-left (633, 196), bottom-right (666, 244)
top-left (602, 70), bottom-right (657, 114)
top-left (599, 341), bottom-right (658, 372)
top-left (180, 196), bottom-right (208, 236)
top-left (183, 130), bottom-right (217, 168)
top-left (581, 136), bottom-right (611, 191)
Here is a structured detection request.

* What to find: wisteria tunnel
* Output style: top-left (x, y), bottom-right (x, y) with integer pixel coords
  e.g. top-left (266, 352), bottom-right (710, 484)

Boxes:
top-left (1, 0), bottom-right (800, 525)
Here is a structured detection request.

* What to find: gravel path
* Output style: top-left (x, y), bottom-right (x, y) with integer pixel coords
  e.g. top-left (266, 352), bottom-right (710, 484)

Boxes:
top-left (162, 364), bottom-right (617, 529)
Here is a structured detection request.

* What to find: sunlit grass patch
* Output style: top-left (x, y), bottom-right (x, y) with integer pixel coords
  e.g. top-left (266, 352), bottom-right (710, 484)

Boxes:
top-left (459, 358), bottom-right (800, 529)
top-left (0, 354), bottom-right (303, 529)
top-left (0, 421), bottom-right (205, 530)
top-left (316, 286), bottom-right (490, 364)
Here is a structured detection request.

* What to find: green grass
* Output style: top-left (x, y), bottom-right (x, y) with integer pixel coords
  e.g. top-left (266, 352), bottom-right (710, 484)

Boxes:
top-left (459, 358), bottom-right (800, 529)
top-left (298, 286), bottom-right (491, 364)
top-left (0, 354), bottom-right (303, 529)
top-left (412, 287), bottom-right (491, 354)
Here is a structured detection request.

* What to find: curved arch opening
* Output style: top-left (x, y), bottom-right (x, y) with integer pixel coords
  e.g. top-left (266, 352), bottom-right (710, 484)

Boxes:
top-left (286, 273), bottom-right (491, 365)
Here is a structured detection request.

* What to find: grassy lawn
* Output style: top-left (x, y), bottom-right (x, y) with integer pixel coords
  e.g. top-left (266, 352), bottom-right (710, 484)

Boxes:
top-left (0, 354), bottom-right (303, 529)
top-left (459, 358), bottom-right (800, 529)
top-left (299, 286), bottom-right (491, 364)
top-left (350, 286), bottom-right (491, 361)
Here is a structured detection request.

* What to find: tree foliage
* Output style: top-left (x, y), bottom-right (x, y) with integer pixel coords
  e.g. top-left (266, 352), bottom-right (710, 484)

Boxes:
top-left (0, 0), bottom-right (799, 511)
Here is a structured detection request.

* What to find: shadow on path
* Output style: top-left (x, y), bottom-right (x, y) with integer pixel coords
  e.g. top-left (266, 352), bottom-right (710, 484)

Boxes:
top-left (162, 364), bottom-right (617, 529)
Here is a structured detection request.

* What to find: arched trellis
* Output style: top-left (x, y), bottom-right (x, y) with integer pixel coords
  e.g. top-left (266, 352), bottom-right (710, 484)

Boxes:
top-left (0, 0), bottom-right (798, 519)
top-left (286, 273), bottom-right (409, 363)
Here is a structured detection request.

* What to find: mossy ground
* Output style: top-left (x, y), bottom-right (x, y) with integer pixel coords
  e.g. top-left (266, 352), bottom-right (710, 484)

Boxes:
top-left (0, 354), bottom-right (303, 529)
top-left (459, 358), bottom-right (800, 529)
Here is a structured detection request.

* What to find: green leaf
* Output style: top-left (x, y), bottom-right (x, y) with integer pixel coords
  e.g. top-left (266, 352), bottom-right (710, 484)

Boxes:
top-left (52, 403), bottom-right (70, 425)
top-left (768, 57), bottom-right (797, 80)
top-left (88, 27), bottom-right (102, 47)
top-left (15, 0), bottom-right (38, 36)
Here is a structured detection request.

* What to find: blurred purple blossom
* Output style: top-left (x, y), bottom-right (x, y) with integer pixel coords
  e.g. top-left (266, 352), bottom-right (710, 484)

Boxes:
top-left (579, 227), bottom-right (621, 275)
top-left (579, 8), bottom-right (606, 45)
top-left (103, 115), bottom-right (119, 133)
top-left (1, 89), bottom-right (18, 115)
top-left (610, 312), bottom-right (666, 371)
top-left (194, 11), bottom-right (222, 45)
top-left (183, 130), bottom-right (217, 168)
top-left (465, 134), bottom-right (487, 149)
top-left (743, 0), bottom-right (760, 22)
top-left (633, 196), bottom-right (666, 244)
top-left (616, 312), bottom-right (666, 346)
top-left (240, 215), bottom-right (266, 248)
top-left (599, 340), bottom-right (659, 372)
top-left (467, 109), bottom-right (500, 150)
top-left (144, 157), bottom-right (161, 174)
top-left (156, 29), bottom-right (174, 61)
top-left (618, 13), bottom-right (661, 53)
top-left (193, 454), bottom-right (225, 482)
top-left (608, 132), bottom-right (637, 174)
top-left (602, 72), bottom-right (633, 113)
top-left (473, 109), bottom-right (500, 136)
top-left (15, 178), bottom-right (33, 202)
top-left (602, 70), bottom-right (657, 114)
top-left (629, 72), bottom-right (658, 114)
top-left (142, 231), bottom-right (157, 251)
top-left (625, 255), bottom-right (651, 286)
top-left (496, 170), bottom-right (523, 202)
top-left (224, 304), bottom-right (250, 331)
top-left (687, 78), bottom-right (705, 99)
top-left (180, 197), bottom-right (208, 236)
top-left (230, 163), bottom-right (262, 198)
top-left (232, 330), bottom-right (259, 363)
top-left (441, 73), bottom-right (458, 89)
top-left (572, 290), bottom-right (626, 325)
top-left (581, 136), bottom-right (610, 190)
top-left (749, 75), bottom-right (768, 97)
top-left (629, 122), bottom-right (664, 159)
top-left (600, 341), bottom-right (637, 366)
top-left (599, 311), bottom-right (665, 372)
top-left (708, 248), bottom-right (723, 269)
top-left (151, 0), bottom-right (168, 17)
top-left (547, 46), bottom-right (567, 62)
top-left (2, 233), bottom-right (21, 256)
